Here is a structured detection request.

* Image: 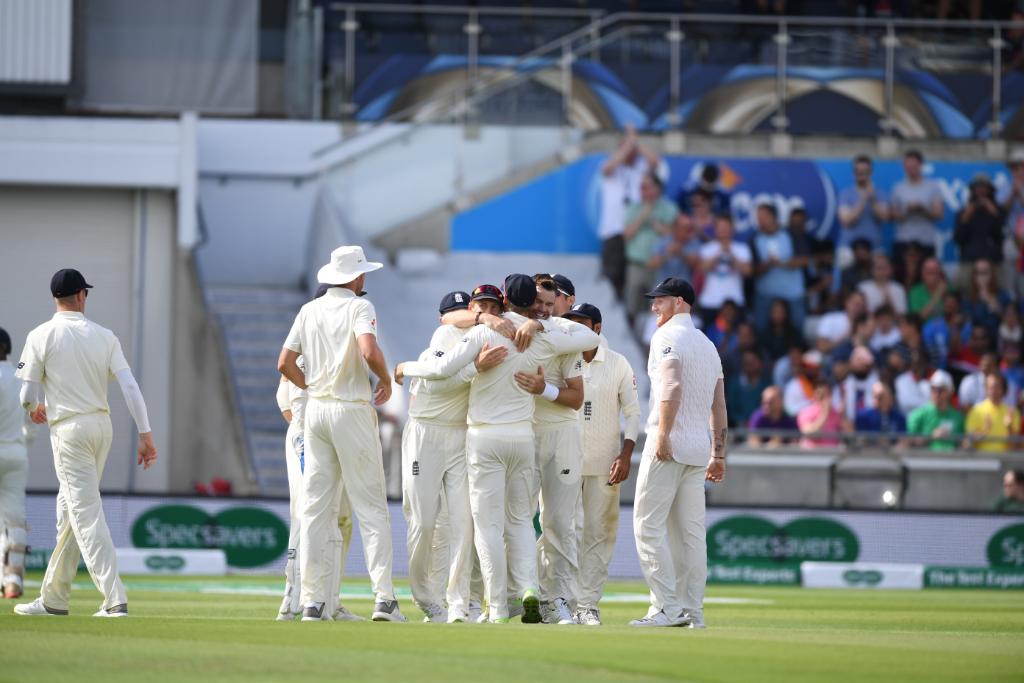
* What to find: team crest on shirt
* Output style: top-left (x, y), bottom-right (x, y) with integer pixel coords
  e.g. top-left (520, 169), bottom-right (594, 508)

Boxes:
top-left (632, 375), bottom-right (637, 388)
top-left (662, 346), bottom-right (672, 355)
top-left (371, 318), bottom-right (376, 328)
top-left (434, 350), bottom-right (445, 358)
top-left (16, 362), bottom-right (24, 369)
top-left (575, 360), bottom-right (582, 371)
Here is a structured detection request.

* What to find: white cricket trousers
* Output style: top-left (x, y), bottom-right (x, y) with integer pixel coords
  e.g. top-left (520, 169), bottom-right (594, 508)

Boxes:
top-left (281, 423), bottom-right (353, 616)
top-left (466, 424), bottom-right (538, 620)
top-left (300, 400), bottom-right (394, 607)
top-left (401, 419), bottom-right (471, 613)
top-left (535, 422), bottom-right (583, 604)
top-left (0, 443), bottom-right (28, 585)
top-left (576, 475), bottom-right (620, 611)
top-left (41, 413), bottom-right (127, 611)
top-left (633, 455), bottom-right (707, 617)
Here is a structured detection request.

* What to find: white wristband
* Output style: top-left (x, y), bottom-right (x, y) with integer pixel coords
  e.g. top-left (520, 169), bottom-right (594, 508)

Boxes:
top-left (540, 382), bottom-right (560, 402)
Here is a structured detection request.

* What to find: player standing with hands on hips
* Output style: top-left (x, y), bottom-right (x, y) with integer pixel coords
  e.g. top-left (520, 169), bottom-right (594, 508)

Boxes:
top-left (15, 269), bottom-right (157, 618)
top-left (631, 277), bottom-right (727, 629)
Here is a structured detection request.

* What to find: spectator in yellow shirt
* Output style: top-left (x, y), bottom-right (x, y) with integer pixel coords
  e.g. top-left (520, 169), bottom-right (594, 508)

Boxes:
top-left (966, 374), bottom-right (1022, 452)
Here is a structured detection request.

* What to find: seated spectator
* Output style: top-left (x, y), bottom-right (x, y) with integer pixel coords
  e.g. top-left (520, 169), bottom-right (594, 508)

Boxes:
top-left (966, 374), bottom-right (1022, 452)
top-left (894, 313), bottom-right (939, 368)
top-left (993, 469), bottom-right (1024, 514)
top-left (837, 346), bottom-right (879, 422)
top-left (697, 214), bottom-right (752, 316)
top-left (1002, 342), bottom-right (1024, 392)
top-left (752, 202), bottom-right (806, 335)
top-left (727, 349), bottom-right (771, 428)
top-left (676, 162), bottom-right (731, 216)
top-left (908, 257), bottom-right (948, 322)
top-left (829, 314), bottom-right (874, 367)
top-left (748, 386), bottom-right (798, 448)
top-left (997, 146), bottom-right (1024, 298)
top-left (950, 324), bottom-right (992, 378)
top-left (855, 381), bottom-right (907, 432)
top-left (798, 378), bottom-right (848, 449)
top-left (907, 370), bottom-right (965, 451)
top-left (897, 242), bottom-right (927, 294)
top-left (999, 305), bottom-right (1022, 354)
top-left (784, 349), bottom-right (824, 417)
top-left (895, 350), bottom-right (934, 416)
top-left (858, 253), bottom-right (907, 315)
top-left (959, 352), bottom-right (1018, 410)
top-left (922, 292), bottom-right (972, 369)
top-left (962, 258), bottom-right (1010, 341)
top-left (839, 238), bottom-right (875, 296)
top-left (773, 343), bottom-right (806, 389)
top-left (869, 304), bottom-right (902, 358)
top-left (817, 290), bottom-right (869, 353)
top-left (763, 298), bottom-right (803, 361)
top-left (649, 212), bottom-right (701, 285)
top-left (880, 348), bottom-right (908, 388)
top-left (722, 321), bottom-right (769, 380)
top-left (706, 300), bottom-right (742, 353)
top-left (954, 173), bottom-right (1006, 267)
top-left (623, 172), bottom-right (678, 321)
top-left (837, 154), bottom-right (888, 257)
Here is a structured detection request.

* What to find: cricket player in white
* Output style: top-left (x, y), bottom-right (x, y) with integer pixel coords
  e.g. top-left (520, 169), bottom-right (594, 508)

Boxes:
top-left (278, 246), bottom-right (405, 622)
top-left (0, 327), bottom-right (31, 599)
top-left (632, 277), bottom-right (727, 629)
top-left (562, 304), bottom-right (640, 626)
top-left (403, 290), bottom-right (506, 623)
top-left (15, 269), bottom-right (157, 618)
top-left (396, 274), bottom-right (600, 623)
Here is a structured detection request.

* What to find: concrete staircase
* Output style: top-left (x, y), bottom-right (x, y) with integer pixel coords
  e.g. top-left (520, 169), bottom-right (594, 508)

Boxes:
top-left (204, 286), bottom-right (309, 497)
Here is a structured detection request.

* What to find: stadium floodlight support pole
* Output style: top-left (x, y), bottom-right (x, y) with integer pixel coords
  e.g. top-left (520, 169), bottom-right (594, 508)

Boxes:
top-left (312, 5), bottom-right (324, 120)
top-left (990, 26), bottom-right (1003, 140)
top-left (881, 26), bottom-right (897, 138)
top-left (772, 20), bottom-right (789, 136)
top-left (341, 7), bottom-right (357, 119)
top-left (667, 18), bottom-right (682, 130)
top-left (561, 42), bottom-right (574, 137)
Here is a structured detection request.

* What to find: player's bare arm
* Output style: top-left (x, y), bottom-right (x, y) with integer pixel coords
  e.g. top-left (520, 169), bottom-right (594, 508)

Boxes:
top-left (440, 308), bottom-right (516, 340)
top-left (277, 348), bottom-right (307, 390)
top-left (707, 378), bottom-right (727, 483)
top-left (608, 438), bottom-right (635, 485)
top-left (514, 369), bottom-right (583, 410)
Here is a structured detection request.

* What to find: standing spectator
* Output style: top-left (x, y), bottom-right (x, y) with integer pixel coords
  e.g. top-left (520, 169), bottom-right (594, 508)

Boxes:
top-left (598, 125), bottom-right (667, 299)
top-left (890, 149), bottom-right (944, 267)
top-left (697, 215), bottom-right (753, 318)
top-left (908, 257), bottom-right (948, 322)
top-left (675, 162), bottom-right (731, 216)
top-left (839, 238), bottom-right (875, 296)
top-left (837, 154), bottom-right (889, 258)
top-left (922, 292), bottom-right (971, 369)
top-left (858, 253), bottom-right (907, 315)
top-left (895, 349), bottom-right (934, 416)
top-left (797, 378), bottom-right (848, 449)
top-left (752, 203), bottom-right (805, 335)
top-left (962, 259), bottom-right (1010, 341)
top-left (959, 352), bottom-right (1018, 410)
top-left (648, 213), bottom-right (701, 285)
top-left (907, 370), bottom-right (965, 451)
top-left (747, 386), bottom-right (798, 448)
top-left (784, 350), bottom-right (823, 417)
top-left (788, 206), bottom-right (834, 316)
top-left (817, 291), bottom-right (869, 353)
top-left (837, 346), bottom-right (879, 422)
top-left (966, 374), bottom-right (1022, 452)
top-left (689, 190), bottom-right (716, 242)
top-left (726, 349), bottom-right (771, 428)
top-left (854, 382), bottom-right (907, 435)
top-left (763, 298), bottom-right (803, 361)
top-left (993, 469), bottom-right (1024, 514)
top-left (623, 173), bottom-right (678, 322)
top-left (954, 173), bottom-right (1006, 268)
top-left (997, 148), bottom-right (1024, 298)
top-left (999, 305), bottom-right (1022, 353)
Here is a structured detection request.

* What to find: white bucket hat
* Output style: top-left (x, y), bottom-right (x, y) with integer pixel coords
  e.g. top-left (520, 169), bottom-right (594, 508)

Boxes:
top-left (316, 245), bottom-right (383, 285)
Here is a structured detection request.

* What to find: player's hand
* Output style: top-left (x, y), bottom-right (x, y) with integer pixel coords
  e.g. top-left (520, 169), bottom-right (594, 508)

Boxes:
top-left (514, 366), bottom-right (545, 395)
top-left (655, 434), bottom-right (673, 461)
top-left (374, 378), bottom-right (392, 405)
top-left (706, 457), bottom-right (725, 483)
top-left (482, 314), bottom-right (517, 341)
top-left (137, 432), bottom-right (158, 470)
top-left (393, 363), bottom-right (405, 386)
top-left (513, 320), bottom-right (542, 352)
top-left (29, 405), bottom-right (47, 424)
top-left (475, 343), bottom-right (508, 372)
top-left (608, 452), bottom-right (632, 485)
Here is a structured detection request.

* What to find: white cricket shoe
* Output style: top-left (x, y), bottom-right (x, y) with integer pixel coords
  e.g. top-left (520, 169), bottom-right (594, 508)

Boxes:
top-left (421, 602), bottom-right (446, 623)
top-left (371, 599), bottom-right (408, 622)
top-left (93, 604), bottom-right (128, 618)
top-left (680, 610), bottom-right (705, 629)
top-left (541, 597), bottom-right (575, 625)
top-left (447, 607), bottom-right (469, 623)
top-left (629, 610), bottom-right (681, 627)
top-left (332, 604), bottom-right (366, 622)
top-left (575, 607), bottom-right (601, 626)
top-left (301, 602), bottom-right (330, 621)
top-left (467, 600), bottom-right (483, 624)
top-left (275, 610), bottom-right (299, 622)
top-left (14, 598), bottom-right (67, 616)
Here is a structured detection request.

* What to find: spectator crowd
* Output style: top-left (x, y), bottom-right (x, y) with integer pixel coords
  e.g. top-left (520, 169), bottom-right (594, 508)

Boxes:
top-left (600, 127), bottom-right (1024, 452)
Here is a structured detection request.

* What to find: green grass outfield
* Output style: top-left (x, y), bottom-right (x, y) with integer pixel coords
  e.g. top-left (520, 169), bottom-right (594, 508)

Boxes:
top-left (2, 574), bottom-right (1022, 683)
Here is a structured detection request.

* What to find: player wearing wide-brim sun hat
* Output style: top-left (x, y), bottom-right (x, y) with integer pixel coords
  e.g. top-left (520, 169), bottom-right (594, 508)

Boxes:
top-left (316, 245), bottom-right (383, 285)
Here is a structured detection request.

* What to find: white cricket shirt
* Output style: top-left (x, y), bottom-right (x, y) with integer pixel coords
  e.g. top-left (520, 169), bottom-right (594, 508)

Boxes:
top-left (534, 316), bottom-right (584, 428)
top-left (645, 312), bottom-right (723, 466)
top-left (0, 360), bottom-right (26, 445)
top-left (16, 312), bottom-right (130, 425)
top-left (275, 380), bottom-right (307, 429)
top-left (402, 312), bottom-right (600, 428)
top-left (580, 344), bottom-right (641, 476)
top-left (408, 324), bottom-right (477, 426)
top-left (283, 288), bottom-right (377, 403)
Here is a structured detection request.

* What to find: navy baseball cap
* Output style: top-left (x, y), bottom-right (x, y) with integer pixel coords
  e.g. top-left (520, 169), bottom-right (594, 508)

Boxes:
top-left (504, 274), bottom-right (537, 308)
top-left (551, 273), bottom-right (575, 297)
top-left (564, 303), bottom-right (601, 325)
top-left (0, 327), bottom-right (10, 355)
top-left (471, 284), bottom-right (503, 303)
top-left (439, 290), bottom-right (471, 314)
top-left (50, 269), bottom-right (93, 298)
top-left (644, 277), bottom-right (695, 305)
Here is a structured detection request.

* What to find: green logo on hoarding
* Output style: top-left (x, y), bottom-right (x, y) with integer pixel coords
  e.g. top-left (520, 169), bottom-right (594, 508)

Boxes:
top-left (131, 505), bottom-right (288, 568)
top-left (708, 515), bottom-right (860, 563)
top-left (842, 569), bottom-right (883, 586)
top-left (144, 555), bottom-right (186, 571)
top-left (987, 524), bottom-right (1024, 568)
